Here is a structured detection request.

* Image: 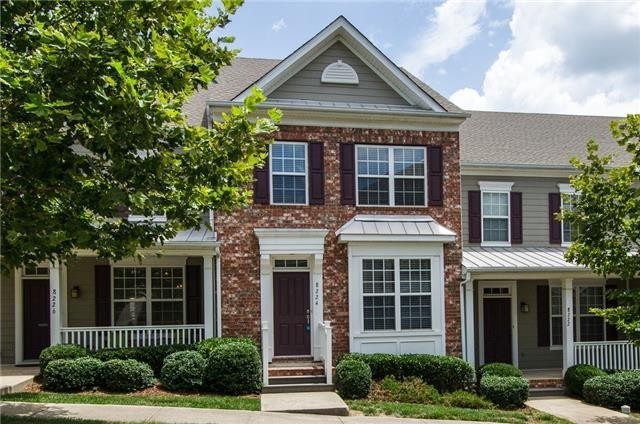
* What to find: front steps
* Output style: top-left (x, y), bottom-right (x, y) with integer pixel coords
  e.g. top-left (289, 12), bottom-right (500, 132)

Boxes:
top-left (527, 376), bottom-right (565, 398)
top-left (263, 356), bottom-right (334, 394)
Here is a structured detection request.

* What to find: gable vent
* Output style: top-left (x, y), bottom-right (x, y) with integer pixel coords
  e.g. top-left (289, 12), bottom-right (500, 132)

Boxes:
top-left (321, 60), bottom-right (359, 85)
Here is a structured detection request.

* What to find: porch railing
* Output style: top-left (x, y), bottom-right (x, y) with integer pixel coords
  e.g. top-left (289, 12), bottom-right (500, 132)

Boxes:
top-left (318, 320), bottom-right (333, 384)
top-left (61, 325), bottom-right (205, 351)
top-left (574, 341), bottom-right (640, 370)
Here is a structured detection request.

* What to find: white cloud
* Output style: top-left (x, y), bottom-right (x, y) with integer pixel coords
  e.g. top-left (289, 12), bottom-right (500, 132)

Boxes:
top-left (437, 67), bottom-right (447, 76)
top-left (271, 18), bottom-right (287, 32)
top-left (450, 2), bottom-right (640, 115)
top-left (400, 0), bottom-right (486, 77)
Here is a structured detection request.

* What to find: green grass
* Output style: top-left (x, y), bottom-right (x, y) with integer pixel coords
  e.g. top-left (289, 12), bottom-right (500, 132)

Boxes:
top-left (1, 392), bottom-right (260, 411)
top-left (347, 400), bottom-right (572, 424)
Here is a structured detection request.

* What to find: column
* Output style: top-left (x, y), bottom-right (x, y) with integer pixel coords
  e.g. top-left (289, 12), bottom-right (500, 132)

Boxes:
top-left (463, 278), bottom-right (476, 369)
top-left (49, 261), bottom-right (62, 345)
top-left (203, 256), bottom-right (215, 338)
top-left (562, 278), bottom-right (574, 372)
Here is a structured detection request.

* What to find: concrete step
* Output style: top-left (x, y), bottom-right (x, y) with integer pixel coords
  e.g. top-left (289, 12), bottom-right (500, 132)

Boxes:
top-left (268, 365), bottom-right (325, 377)
top-left (261, 391), bottom-right (348, 416)
top-left (269, 375), bottom-right (326, 385)
top-left (529, 387), bottom-right (567, 397)
top-left (262, 383), bottom-right (335, 394)
top-left (271, 355), bottom-right (314, 363)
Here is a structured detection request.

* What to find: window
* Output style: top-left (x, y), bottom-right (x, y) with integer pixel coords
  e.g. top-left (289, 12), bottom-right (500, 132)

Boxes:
top-left (550, 287), bottom-right (563, 346)
top-left (271, 142), bottom-right (307, 204)
top-left (113, 266), bottom-right (184, 326)
top-left (479, 181), bottom-right (513, 245)
top-left (549, 285), bottom-right (606, 346)
top-left (274, 259), bottom-right (308, 269)
top-left (559, 184), bottom-right (578, 245)
top-left (356, 146), bottom-right (426, 206)
top-left (362, 258), bottom-right (433, 332)
top-left (23, 266), bottom-right (50, 277)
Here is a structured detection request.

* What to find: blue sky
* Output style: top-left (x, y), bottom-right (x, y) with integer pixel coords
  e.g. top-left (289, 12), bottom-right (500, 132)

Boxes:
top-left (214, 1), bottom-right (640, 115)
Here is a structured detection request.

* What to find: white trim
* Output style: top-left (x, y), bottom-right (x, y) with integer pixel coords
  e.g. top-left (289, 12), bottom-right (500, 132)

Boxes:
top-left (557, 183), bottom-right (575, 194)
top-left (562, 278), bottom-right (574, 372)
top-left (478, 181), bottom-right (514, 192)
top-left (480, 188), bottom-right (512, 247)
top-left (477, 280), bottom-right (519, 367)
top-left (269, 141), bottom-right (309, 206)
top-left (204, 256), bottom-right (215, 338)
top-left (14, 269), bottom-right (23, 364)
top-left (215, 255), bottom-right (222, 338)
top-left (321, 60), bottom-right (359, 84)
top-left (463, 164), bottom-right (577, 178)
top-left (50, 261), bottom-right (62, 346)
top-left (461, 276), bottom-right (476, 368)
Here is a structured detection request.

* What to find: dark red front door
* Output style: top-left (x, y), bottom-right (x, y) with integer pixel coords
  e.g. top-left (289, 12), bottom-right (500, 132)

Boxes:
top-left (274, 272), bottom-right (310, 356)
top-left (483, 297), bottom-right (512, 364)
top-left (23, 279), bottom-right (51, 360)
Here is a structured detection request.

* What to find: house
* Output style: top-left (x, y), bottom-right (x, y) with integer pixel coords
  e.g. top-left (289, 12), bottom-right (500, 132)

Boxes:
top-left (2, 16), bottom-right (638, 385)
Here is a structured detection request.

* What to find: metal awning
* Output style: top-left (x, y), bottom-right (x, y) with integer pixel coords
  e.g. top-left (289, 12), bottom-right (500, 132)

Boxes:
top-left (463, 247), bottom-right (587, 272)
top-left (336, 215), bottom-right (456, 243)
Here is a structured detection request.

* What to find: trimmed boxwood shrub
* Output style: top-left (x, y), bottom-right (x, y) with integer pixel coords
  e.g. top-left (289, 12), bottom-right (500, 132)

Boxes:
top-left (100, 359), bottom-right (155, 392)
top-left (93, 344), bottom-right (193, 376)
top-left (39, 344), bottom-right (88, 372)
top-left (340, 353), bottom-right (401, 380)
top-left (441, 390), bottom-right (495, 409)
top-left (335, 359), bottom-right (372, 399)
top-left (477, 363), bottom-right (522, 383)
top-left (42, 357), bottom-right (103, 391)
top-left (160, 351), bottom-right (206, 391)
top-left (203, 342), bottom-right (261, 395)
top-left (564, 364), bottom-right (606, 397)
top-left (196, 337), bottom-right (255, 359)
top-left (583, 371), bottom-right (640, 410)
top-left (479, 376), bottom-right (529, 409)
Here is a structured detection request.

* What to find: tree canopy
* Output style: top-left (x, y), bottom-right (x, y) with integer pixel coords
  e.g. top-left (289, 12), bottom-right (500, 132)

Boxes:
top-left (1, 0), bottom-right (279, 271)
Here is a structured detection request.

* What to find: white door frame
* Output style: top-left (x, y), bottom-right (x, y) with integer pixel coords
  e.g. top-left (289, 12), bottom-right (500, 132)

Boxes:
top-left (478, 280), bottom-right (519, 367)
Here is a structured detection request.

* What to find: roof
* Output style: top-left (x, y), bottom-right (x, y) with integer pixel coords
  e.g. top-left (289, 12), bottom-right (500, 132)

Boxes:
top-left (165, 225), bottom-right (216, 245)
top-left (337, 215), bottom-right (456, 242)
top-left (460, 110), bottom-right (629, 168)
top-left (463, 246), bottom-right (587, 272)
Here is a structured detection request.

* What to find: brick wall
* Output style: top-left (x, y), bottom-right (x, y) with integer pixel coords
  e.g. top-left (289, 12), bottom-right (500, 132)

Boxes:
top-left (215, 125), bottom-right (463, 357)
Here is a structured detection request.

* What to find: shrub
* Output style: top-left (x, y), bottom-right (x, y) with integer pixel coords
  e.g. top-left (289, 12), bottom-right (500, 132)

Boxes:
top-left (477, 363), bottom-right (522, 382)
top-left (196, 337), bottom-right (255, 359)
top-left (93, 344), bottom-right (194, 376)
top-left (564, 364), bottom-right (606, 397)
top-left (583, 371), bottom-right (640, 410)
top-left (160, 351), bottom-right (206, 391)
top-left (479, 376), bottom-right (529, 409)
top-left (203, 342), bottom-right (261, 395)
top-left (42, 357), bottom-right (103, 391)
top-left (100, 359), bottom-right (155, 392)
top-left (39, 344), bottom-right (88, 372)
top-left (378, 376), bottom-right (440, 404)
top-left (335, 359), bottom-right (372, 399)
top-left (340, 353), bottom-right (401, 380)
top-left (441, 390), bottom-right (494, 409)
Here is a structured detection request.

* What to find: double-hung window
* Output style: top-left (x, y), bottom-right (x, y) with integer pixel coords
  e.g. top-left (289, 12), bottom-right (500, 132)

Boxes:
top-left (549, 285), bottom-right (606, 346)
top-left (479, 181), bottom-right (513, 245)
top-left (558, 184), bottom-right (577, 245)
top-left (271, 142), bottom-right (307, 204)
top-left (356, 146), bottom-right (426, 206)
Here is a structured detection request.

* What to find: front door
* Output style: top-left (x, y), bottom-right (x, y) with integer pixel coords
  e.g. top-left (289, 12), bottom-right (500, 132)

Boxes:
top-left (273, 272), bottom-right (310, 356)
top-left (483, 297), bottom-right (512, 364)
top-left (23, 279), bottom-right (51, 360)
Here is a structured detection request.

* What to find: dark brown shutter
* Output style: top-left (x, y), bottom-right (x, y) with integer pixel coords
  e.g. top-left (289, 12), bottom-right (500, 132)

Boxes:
top-left (253, 153), bottom-right (270, 205)
top-left (186, 264), bottom-right (203, 325)
top-left (537, 284), bottom-right (550, 347)
top-left (340, 143), bottom-right (356, 205)
top-left (549, 193), bottom-right (562, 244)
top-left (605, 281), bottom-right (619, 341)
top-left (427, 146), bottom-right (443, 207)
top-left (309, 142), bottom-right (324, 205)
top-left (95, 265), bottom-right (111, 327)
top-left (468, 191), bottom-right (481, 243)
top-left (511, 192), bottom-right (523, 244)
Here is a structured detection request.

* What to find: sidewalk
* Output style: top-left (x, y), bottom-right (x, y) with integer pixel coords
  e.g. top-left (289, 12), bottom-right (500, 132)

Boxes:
top-left (526, 396), bottom-right (639, 424)
top-left (1, 401), bottom-right (494, 424)
top-left (0, 366), bottom-right (39, 395)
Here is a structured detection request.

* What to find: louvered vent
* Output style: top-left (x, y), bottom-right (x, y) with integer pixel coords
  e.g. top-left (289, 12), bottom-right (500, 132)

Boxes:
top-left (321, 60), bottom-right (359, 85)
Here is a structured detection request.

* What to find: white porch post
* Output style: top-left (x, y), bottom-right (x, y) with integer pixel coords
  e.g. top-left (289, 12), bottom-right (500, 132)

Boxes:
top-left (203, 256), bottom-right (215, 338)
top-left (562, 278), bottom-right (574, 372)
top-left (49, 261), bottom-right (62, 345)
top-left (312, 253), bottom-right (324, 361)
top-left (463, 277), bottom-right (476, 369)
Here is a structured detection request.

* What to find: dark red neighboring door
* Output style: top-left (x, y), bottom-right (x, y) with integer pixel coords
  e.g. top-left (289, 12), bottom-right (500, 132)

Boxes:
top-left (23, 279), bottom-right (51, 360)
top-left (483, 297), bottom-right (512, 364)
top-left (274, 272), bottom-right (310, 356)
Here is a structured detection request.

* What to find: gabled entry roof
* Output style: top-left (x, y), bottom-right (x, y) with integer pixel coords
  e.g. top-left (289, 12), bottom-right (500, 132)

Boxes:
top-left (337, 215), bottom-right (456, 243)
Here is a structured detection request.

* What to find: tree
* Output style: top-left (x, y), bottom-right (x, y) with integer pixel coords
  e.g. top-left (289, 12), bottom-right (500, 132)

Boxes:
top-left (563, 114), bottom-right (640, 344)
top-left (1, 0), bottom-right (280, 271)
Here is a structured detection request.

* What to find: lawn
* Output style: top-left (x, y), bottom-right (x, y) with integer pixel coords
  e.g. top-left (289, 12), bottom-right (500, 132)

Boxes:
top-left (347, 400), bottom-right (572, 424)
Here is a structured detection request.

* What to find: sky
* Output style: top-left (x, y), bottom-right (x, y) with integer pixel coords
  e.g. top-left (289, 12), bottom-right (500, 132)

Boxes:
top-left (214, 0), bottom-right (640, 116)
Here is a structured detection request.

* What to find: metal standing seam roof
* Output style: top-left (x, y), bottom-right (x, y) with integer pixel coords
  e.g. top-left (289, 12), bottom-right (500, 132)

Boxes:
top-left (165, 226), bottom-right (216, 245)
top-left (463, 246), bottom-right (588, 271)
top-left (337, 215), bottom-right (456, 241)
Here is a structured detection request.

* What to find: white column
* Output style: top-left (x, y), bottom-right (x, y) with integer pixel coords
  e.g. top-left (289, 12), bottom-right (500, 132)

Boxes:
top-left (562, 278), bottom-right (574, 372)
top-left (463, 278), bottom-right (476, 369)
top-left (259, 254), bottom-right (273, 363)
top-left (203, 256), bottom-right (215, 338)
top-left (312, 253), bottom-right (324, 361)
top-left (49, 261), bottom-right (62, 345)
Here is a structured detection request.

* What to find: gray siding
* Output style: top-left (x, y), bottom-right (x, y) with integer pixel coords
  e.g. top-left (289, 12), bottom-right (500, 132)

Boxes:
top-left (269, 41), bottom-right (410, 105)
top-left (1, 270), bottom-right (15, 364)
top-left (66, 257), bottom-right (103, 327)
top-left (462, 175), bottom-right (571, 246)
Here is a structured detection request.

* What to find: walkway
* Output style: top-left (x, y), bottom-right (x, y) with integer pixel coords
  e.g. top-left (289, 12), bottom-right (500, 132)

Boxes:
top-left (0, 366), bottom-right (39, 395)
top-left (527, 396), bottom-right (638, 424)
top-left (261, 391), bottom-right (349, 415)
top-left (0, 401), bottom-right (494, 424)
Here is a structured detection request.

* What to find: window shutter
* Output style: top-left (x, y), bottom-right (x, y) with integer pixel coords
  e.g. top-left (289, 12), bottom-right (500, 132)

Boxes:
top-left (186, 264), bottom-right (203, 325)
top-left (427, 146), bottom-right (443, 207)
top-left (340, 143), bottom-right (356, 205)
top-left (537, 285), bottom-right (550, 347)
top-left (309, 142), bottom-right (324, 205)
top-left (511, 192), bottom-right (523, 244)
top-left (253, 154), bottom-right (270, 205)
top-left (95, 265), bottom-right (111, 327)
top-left (549, 193), bottom-right (562, 244)
top-left (468, 191), bottom-right (481, 243)
top-left (605, 280), bottom-right (619, 341)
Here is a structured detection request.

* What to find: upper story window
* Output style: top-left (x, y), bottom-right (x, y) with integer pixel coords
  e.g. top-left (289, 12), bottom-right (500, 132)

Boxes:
top-left (356, 145), bottom-right (426, 206)
top-left (479, 181), bottom-right (513, 246)
top-left (271, 142), bottom-right (308, 205)
top-left (558, 184), bottom-right (577, 245)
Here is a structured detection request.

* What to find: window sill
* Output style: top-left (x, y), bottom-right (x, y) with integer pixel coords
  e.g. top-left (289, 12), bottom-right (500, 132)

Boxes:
top-left (549, 345), bottom-right (563, 351)
top-left (561, 242), bottom-right (572, 248)
top-left (356, 204), bottom-right (429, 208)
top-left (481, 242), bottom-right (511, 247)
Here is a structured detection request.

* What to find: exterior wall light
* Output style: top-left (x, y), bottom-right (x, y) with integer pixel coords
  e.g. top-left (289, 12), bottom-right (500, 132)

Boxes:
top-left (520, 302), bottom-right (529, 313)
top-left (71, 286), bottom-right (81, 298)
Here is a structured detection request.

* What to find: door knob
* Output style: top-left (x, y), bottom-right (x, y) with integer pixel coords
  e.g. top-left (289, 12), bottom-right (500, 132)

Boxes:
top-left (306, 309), bottom-right (310, 325)
top-left (37, 323), bottom-right (49, 327)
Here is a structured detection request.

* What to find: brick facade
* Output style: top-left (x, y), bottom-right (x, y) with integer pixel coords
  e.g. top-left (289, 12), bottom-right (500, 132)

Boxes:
top-left (215, 125), bottom-right (463, 358)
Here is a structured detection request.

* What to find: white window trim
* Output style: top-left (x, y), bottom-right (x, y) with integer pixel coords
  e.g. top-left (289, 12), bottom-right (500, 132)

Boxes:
top-left (479, 181), bottom-right (513, 247)
top-left (355, 145), bottom-right (428, 207)
top-left (270, 141), bottom-right (309, 206)
top-left (558, 184), bottom-right (577, 247)
top-left (549, 283), bottom-right (607, 348)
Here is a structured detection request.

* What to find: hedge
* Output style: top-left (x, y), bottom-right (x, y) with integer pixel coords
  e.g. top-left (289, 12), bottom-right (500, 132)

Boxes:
top-left (583, 371), bottom-right (640, 410)
top-left (39, 344), bottom-right (88, 372)
top-left (42, 357), bottom-right (103, 391)
top-left (335, 359), bottom-right (372, 399)
top-left (93, 344), bottom-right (194, 376)
top-left (196, 337), bottom-right (255, 359)
top-left (203, 342), bottom-right (262, 395)
top-left (564, 364), bottom-right (606, 397)
top-left (476, 363), bottom-right (522, 383)
top-left (160, 351), bottom-right (206, 391)
top-left (479, 376), bottom-right (529, 409)
top-left (100, 359), bottom-right (155, 392)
